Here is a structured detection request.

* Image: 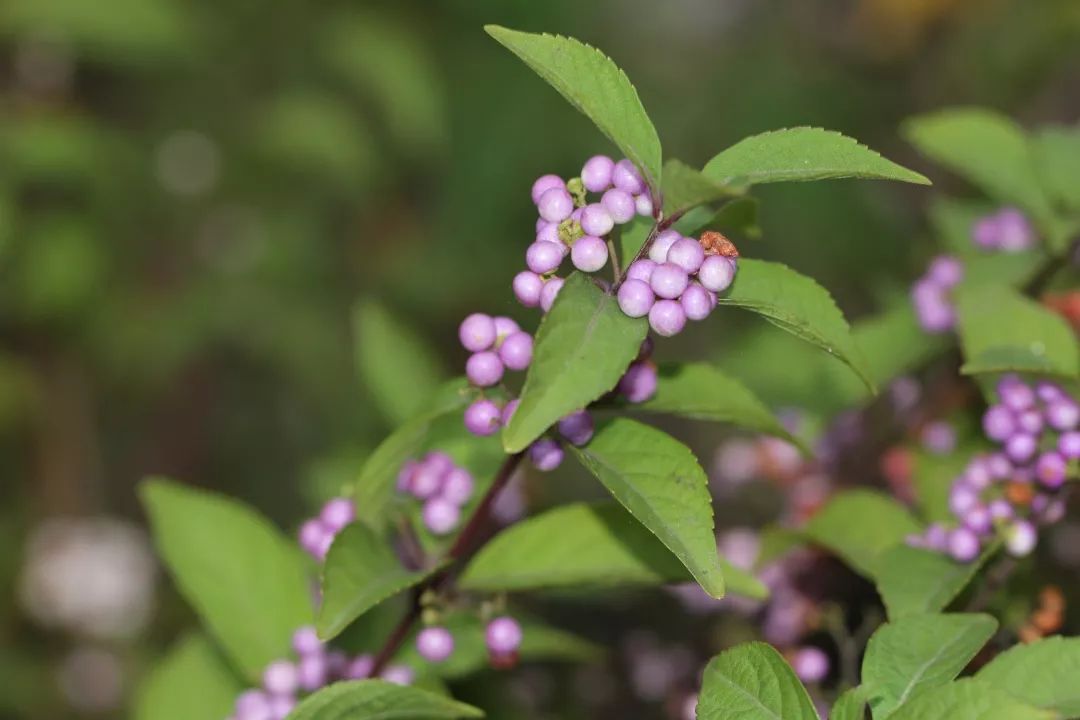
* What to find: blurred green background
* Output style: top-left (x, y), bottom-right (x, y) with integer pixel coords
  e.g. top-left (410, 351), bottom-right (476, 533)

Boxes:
top-left (1, 0), bottom-right (1079, 717)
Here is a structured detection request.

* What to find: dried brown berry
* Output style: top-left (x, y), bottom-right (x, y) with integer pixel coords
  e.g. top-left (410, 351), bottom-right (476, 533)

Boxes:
top-left (700, 230), bottom-right (739, 258)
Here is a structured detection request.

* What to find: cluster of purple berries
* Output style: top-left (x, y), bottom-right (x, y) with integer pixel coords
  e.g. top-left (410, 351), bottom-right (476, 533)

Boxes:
top-left (972, 207), bottom-right (1035, 252)
top-left (617, 230), bottom-right (737, 336)
top-left (514, 156), bottom-right (654, 311)
top-left (459, 313), bottom-right (531, 439)
top-left (911, 255), bottom-right (963, 334)
top-left (397, 451), bottom-right (475, 536)
top-left (908, 376), bottom-right (1077, 562)
top-left (415, 616), bottom-right (523, 668)
top-left (297, 498), bottom-right (356, 561)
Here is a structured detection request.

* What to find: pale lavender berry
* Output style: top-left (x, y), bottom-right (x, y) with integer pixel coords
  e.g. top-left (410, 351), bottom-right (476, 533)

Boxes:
top-left (1017, 408), bottom-right (1043, 435)
top-left (1059, 431), bottom-right (1080, 459)
top-left (911, 281), bottom-right (955, 333)
top-left (571, 235), bottom-right (609, 272)
top-left (493, 316), bottom-right (520, 341)
top-left (513, 271), bottom-right (544, 307)
top-left (343, 654), bottom-right (374, 680)
top-left (396, 459), bottom-right (418, 492)
top-left (268, 696), bottom-right (295, 720)
top-left (536, 221), bottom-right (560, 245)
top-left (298, 520), bottom-right (327, 558)
top-left (972, 216), bottom-right (998, 250)
top-left (425, 451), bottom-right (454, 476)
top-left (580, 204), bottom-right (614, 237)
top-left (617, 278), bottom-right (655, 318)
top-left (949, 483), bottom-right (979, 516)
top-left (680, 283), bottom-right (713, 321)
top-left (1036, 381), bottom-right (1064, 403)
top-left (666, 238), bottom-right (705, 273)
top-left (649, 229), bottom-right (680, 263)
top-left (311, 532), bottom-right (334, 561)
top-left (999, 376), bottom-right (1035, 412)
top-left (537, 187), bottom-right (574, 223)
top-left (1005, 520), bottom-right (1037, 557)
top-left (292, 626), bottom-right (321, 656)
top-left (570, 206), bottom-right (583, 222)
top-left (423, 497), bottom-right (460, 535)
top-left (698, 255), bottom-right (736, 293)
top-left (982, 405), bottom-right (1014, 442)
top-left (920, 421), bottom-right (957, 454)
top-left (635, 193), bottom-right (654, 217)
top-left (441, 467), bottom-right (474, 505)
top-left (1005, 433), bottom-right (1037, 464)
top-left (263, 660), bottom-right (298, 696)
top-left (963, 459), bottom-right (992, 490)
top-left (501, 398), bottom-right (520, 426)
top-left (297, 653), bottom-right (328, 691)
top-left (581, 155), bottom-right (615, 193)
top-left (539, 276), bottom-right (564, 312)
top-left (649, 299), bottom-right (687, 337)
top-left (612, 159), bottom-right (645, 195)
top-left (987, 453), bottom-right (1012, 479)
top-left (558, 410), bottom-right (594, 446)
top-left (626, 258), bottom-right (656, 283)
top-left (601, 188), bottom-right (636, 224)
top-left (1046, 399), bottom-right (1080, 431)
top-left (926, 255), bottom-right (964, 287)
top-left (526, 241), bottom-right (565, 275)
top-left (995, 208), bottom-right (1034, 252)
top-left (947, 527), bottom-right (981, 562)
top-left (536, 217), bottom-right (549, 233)
top-left (964, 504), bottom-right (993, 535)
top-left (989, 498), bottom-right (1014, 521)
top-left (650, 262), bottom-right (689, 300)
top-left (485, 616), bottom-right (523, 656)
top-left (464, 399), bottom-right (501, 436)
top-left (531, 174), bottom-right (565, 204)
top-left (529, 438), bottom-right (564, 471)
top-left (619, 361), bottom-right (657, 403)
top-left (411, 452), bottom-right (450, 498)
top-left (498, 331), bottom-right (533, 371)
top-left (416, 627), bottom-right (455, 663)
top-left (466, 351), bottom-right (504, 388)
top-left (319, 498), bottom-right (355, 534)
top-left (381, 664), bottom-right (414, 685)
top-left (235, 690), bottom-right (271, 719)
top-left (459, 313), bottom-right (495, 352)
top-left (1035, 451), bottom-right (1067, 489)
top-left (925, 523), bottom-right (948, 551)
top-left (792, 646), bottom-right (829, 684)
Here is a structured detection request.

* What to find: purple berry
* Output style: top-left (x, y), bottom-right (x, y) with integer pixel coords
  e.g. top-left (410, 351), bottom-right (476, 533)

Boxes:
top-left (513, 271), bottom-right (544, 307)
top-left (267, 695), bottom-right (295, 720)
top-left (601, 188), bottom-right (636, 224)
top-left (982, 405), bottom-right (1014, 442)
top-left (963, 504), bottom-right (993, 534)
top-left (235, 690), bottom-right (271, 718)
top-left (537, 187), bottom-right (574, 223)
top-left (381, 664), bottom-right (414, 685)
top-left (536, 221), bottom-right (560, 245)
top-left (581, 155), bottom-right (614, 193)
top-left (617, 279), bottom-right (655, 318)
top-left (1005, 520), bottom-right (1037, 557)
top-left (1016, 408), bottom-right (1043, 435)
top-left (466, 351), bottom-right (504, 388)
top-left (580, 204), bottom-right (614, 237)
top-left (972, 216), bottom-right (998, 250)
top-left (536, 217), bottom-right (549, 233)
top-left (1059, 430), bottom-right (1080, 459)
top-left (416, 627), bottom-right (455, 663)
top-left (558, 410), bottom-right (594, 446)
top-left (920, 421), bottom-right (957, 454)
top-left (612, 159), bottom-right (645, 195)
top-left (995, 208), bottom-right (1034, 251)
top-left (650, 262), bottom-right (689, 300)
top-left (423, 497), bottom-right (460, 535)
top-left (947, 527), bottom-right (981, 562)
top-left (635, 193), bottom-right (654, 217)
top-left (319, 498), bottom-right (355, 534)
top-left (666, 238), bottom-right (705, 273)
top-left (298, 519), bottom-right (327, 558)
top-left (998, 376), bottom-right (1035, 412)
top-left (440, 467), bottom-right (474, 505)
top-left (619, 361), bottom-right (657, 403)
top-left (263, 660), bottom-right (298, 696)
top-left (987, 453), bottom-right (1012, 479)
top-left (530, 174), bottom-right (564, 204)
top-left (526, 241), bottom-right (565, 275)
top-left (459, 313), bottom-right (495, 352)
top-left (911, 281), bottom-right (955, 333)
top-left (498, 331), bottom-right (533, 371)
top-left (949, 483), bottom-right (979, 516)
top-left (493, 316), bottom-right (520, 341)
top-left (571, 235), bottom-right (609, 272)
top-left (926, 255), bottom-right (964, 287)
top-left (1035, 451), bottom-right (1067, 489)
top-left (1036, 381), bottom-right (1064, 403)
top-left (792, 646), bottom-right (829, 684)
top-left (625, 258), bottom-right (656, 283)
top-left (423, 452), bottom-right (456, 474)
top-left (343, 654), bottom-right (374, 680)
top-left (649, 299), bottom-right (687, 337)
top-left (485, 616), bottom-right (523, 656)
top-left (963, 459), bottom-right (992, 490)
top-left (1046, 399), bottom-right (1079, 431)
top-left (698, 255), bottom-right (736, 293)
top-left (528, 438), bottom-right (564, 471)
top-left (539, 276), bottom-right (564, 312)
top-left (680, 283), bottom-right (713, 321)
top-left (649, 230), bottom-right (680, 263)
top-left (464, 399), bottom-right (501, 436)
top-left (297, 653), bottom-right (328, 691)
top-left (989, 498), bottom-right (1014, 521)
top-left (501, 398), bottom-right (520, 426)
top-left (292, 626), bottom-right (321, 657)
top-left (1005, 433), bottom-right (1037, 464)
top-left (925, 523), bottom-right (948, 550)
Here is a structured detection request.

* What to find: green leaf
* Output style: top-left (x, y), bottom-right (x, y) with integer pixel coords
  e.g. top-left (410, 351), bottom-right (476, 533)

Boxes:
top-left (886, 679), bottom-right (1052, 720)
top-left (976, 636), bottom-right (1080, 716)
top-left (503, 273), bottom-right (647, 453)
top-left (853, 303), bottom-right (950, 393)
top-left (875, 544), bottom-right (997, 620)
top-left (133, 634), bottom-right (242, 720)
top-left (354, 300), bottom-right (447, 426)
top-left (569, 418), bottom-right (724, 598)
top-left (616, 216), bottom-right (654, 266)
top-left (628, 362), bottom-right (803, 449)
top-left (661, 159), bottom-right (740, 216)
top-left (140, 479), bottom-right (312, 680)
top-left (804, 490), bottom-right (921, 578)
top-left (717, 259), bottom-right (875, 391)
top-left (912, 450), bottom-right (970, 524)
top-left (862, 613), bottom-right (997, 719)
top-left (831, 687), bottom-right (869, 720)
top-left (460, 502), bottom-right (766, 599)
top-left (696, 641), bottom-right (818, 720)
top-left (485, 25), bottom-right (662, 187)
top-left (675, 197), bottom-right (761, 240)
top-left (286, 680), bottom-right (484, 720)
top-left (927, 198), bottom-right (995, 257)
top-left (956, 285), bottom-right (1079, 378)
top-left (317, 523), bottom-right (441, 641)
top-left (702, 127), bottom-right (929, 188)
top-left (1033, 126), bottom-right (1080, 213)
